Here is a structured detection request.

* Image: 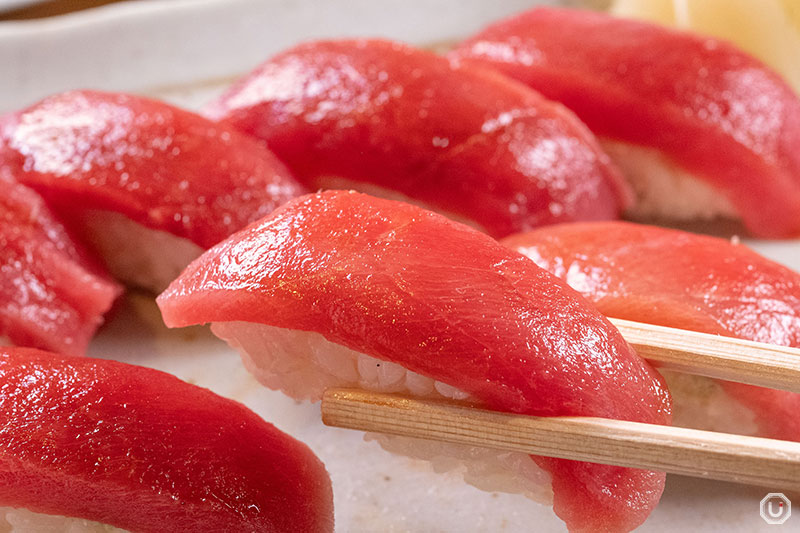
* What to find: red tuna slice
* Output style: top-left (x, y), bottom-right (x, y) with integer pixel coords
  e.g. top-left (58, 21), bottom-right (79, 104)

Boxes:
top-left (0, 173), bottom-right (120, 356)
top-left (503, 221), bottom-right (800, 441)
top-left (0, 91), bottom-right (307, 290)
top-left (0, 346), bottom-right (333, 533)
top-left (157, 190), bottom-right (671, 533)
top-left (204, 39), bottom-right (629, 238)
top-left (451, 7), bottom-right (800, 238)
top-left (1, 90), bottom-right (306, 249)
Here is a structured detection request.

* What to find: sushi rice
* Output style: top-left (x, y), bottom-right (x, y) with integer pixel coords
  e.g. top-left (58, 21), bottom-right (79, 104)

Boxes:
top-left (0, 508), bottom-right (125, 533)
top-left (211, 319), bottom-right (763, 503)
top-left (659, 371), bottom-right (759, 436)
top-left (212, 321), bottom-right (554, 504)
top-left (74, 210), bottom-right (203, 294)
top-left (600, 139), bottom-right (738, 222)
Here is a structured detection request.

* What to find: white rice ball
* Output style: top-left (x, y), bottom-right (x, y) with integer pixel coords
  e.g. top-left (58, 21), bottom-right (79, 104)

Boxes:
top-left (211, 321), bottom-right (553, 503)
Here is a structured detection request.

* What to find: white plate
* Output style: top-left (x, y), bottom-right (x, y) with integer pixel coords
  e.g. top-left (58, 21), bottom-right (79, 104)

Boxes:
top-left (0, 0), bottom-right (41, 13)
top-left (2, 1), bottom-right (797, 531)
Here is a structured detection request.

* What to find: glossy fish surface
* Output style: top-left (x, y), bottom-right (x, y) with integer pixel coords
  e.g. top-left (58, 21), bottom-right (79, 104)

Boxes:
top-left (0, 174), bottom-right (120, 355)
top-left (0, 347), bottom-right (334, 533)
top-left (206, 40), bottom-right (629, 238)
top-left (1, 90), bottom-right (306, 248)
top-left (504, 221), bottom-right (800, 441)
top-left (159, 191), bottom-right (671, 533)
top-left (453, 7), bottom-right (800, 237)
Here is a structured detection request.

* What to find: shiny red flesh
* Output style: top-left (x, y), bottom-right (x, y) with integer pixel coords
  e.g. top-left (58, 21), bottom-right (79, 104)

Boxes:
top-left (1, 90), bottom-right (306, 248)
top-left (504, 221), bottom-right (800, 441)
top-left (158, 191), bottom-right (671, 533)
top-left (0, 347), bottom-right (333, 533)
top-left (0, 174), bottom-right (120, 355)
top-left (452, 7), bottom-right (800, 237)
top-left (205, 39), bottom-right (629, 238)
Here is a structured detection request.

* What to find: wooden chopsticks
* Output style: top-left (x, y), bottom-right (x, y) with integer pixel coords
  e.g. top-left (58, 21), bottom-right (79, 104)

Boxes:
top-left (321, 320), bottom-right (800, 488)
top-left (609, 318), bottom-right (800, 393)
top-left (322, 389), bottom-right (800, 490)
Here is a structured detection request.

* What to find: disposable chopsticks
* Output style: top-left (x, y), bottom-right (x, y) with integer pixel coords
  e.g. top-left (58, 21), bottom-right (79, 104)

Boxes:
top-left (322, 319), bottom-right (800, 487)
top-left (608, 318), bottom-right (800, 393)
top-left (322, 389), bottom-right (800, 490)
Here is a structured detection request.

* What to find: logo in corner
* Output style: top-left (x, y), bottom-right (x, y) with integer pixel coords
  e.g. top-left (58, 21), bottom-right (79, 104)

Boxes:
top-left (761, 493), bottom-right (791, 525)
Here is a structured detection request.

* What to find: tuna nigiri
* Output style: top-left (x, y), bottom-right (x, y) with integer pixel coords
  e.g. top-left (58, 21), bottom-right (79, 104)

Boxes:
top-left (503, 221), bottom-right (800, 441)
top-left (452, 7), bottom-right (800, 238)
top-left (0, 346), bottom-right (333, 533)
top-left (0, 173), bottom-right (120, 356)
top-left (158, 190), bottom-right (671, 533)
top-left (0, 90), bottom-right (307, 292)
top-left (205, 39), bottom-right (629, 238)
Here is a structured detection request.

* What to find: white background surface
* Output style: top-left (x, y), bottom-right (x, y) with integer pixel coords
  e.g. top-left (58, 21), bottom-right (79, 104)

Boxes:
top-left (1, 1), bottom-right (798, 531)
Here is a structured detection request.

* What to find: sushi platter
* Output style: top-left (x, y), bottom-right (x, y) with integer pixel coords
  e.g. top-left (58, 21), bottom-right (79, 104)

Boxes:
top-left (2, 0), bottom-right (800, 532)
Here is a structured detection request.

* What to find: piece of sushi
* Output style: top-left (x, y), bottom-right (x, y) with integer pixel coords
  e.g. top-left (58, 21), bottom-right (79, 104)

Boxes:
top-left (451, 7), bottom-right (800, 238)
top-left (204, 39), bottom-right (630, 238)
top-left (158, 190), bottom-right (671, 533)
top-left (0, 172), bottom-right (120, 356)
top-left (0, 346), bottom-right (333, 533)
top-left (0, 90), bottom-right (307, 292)
top-left (503, 221), bottom-right (800, 441)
